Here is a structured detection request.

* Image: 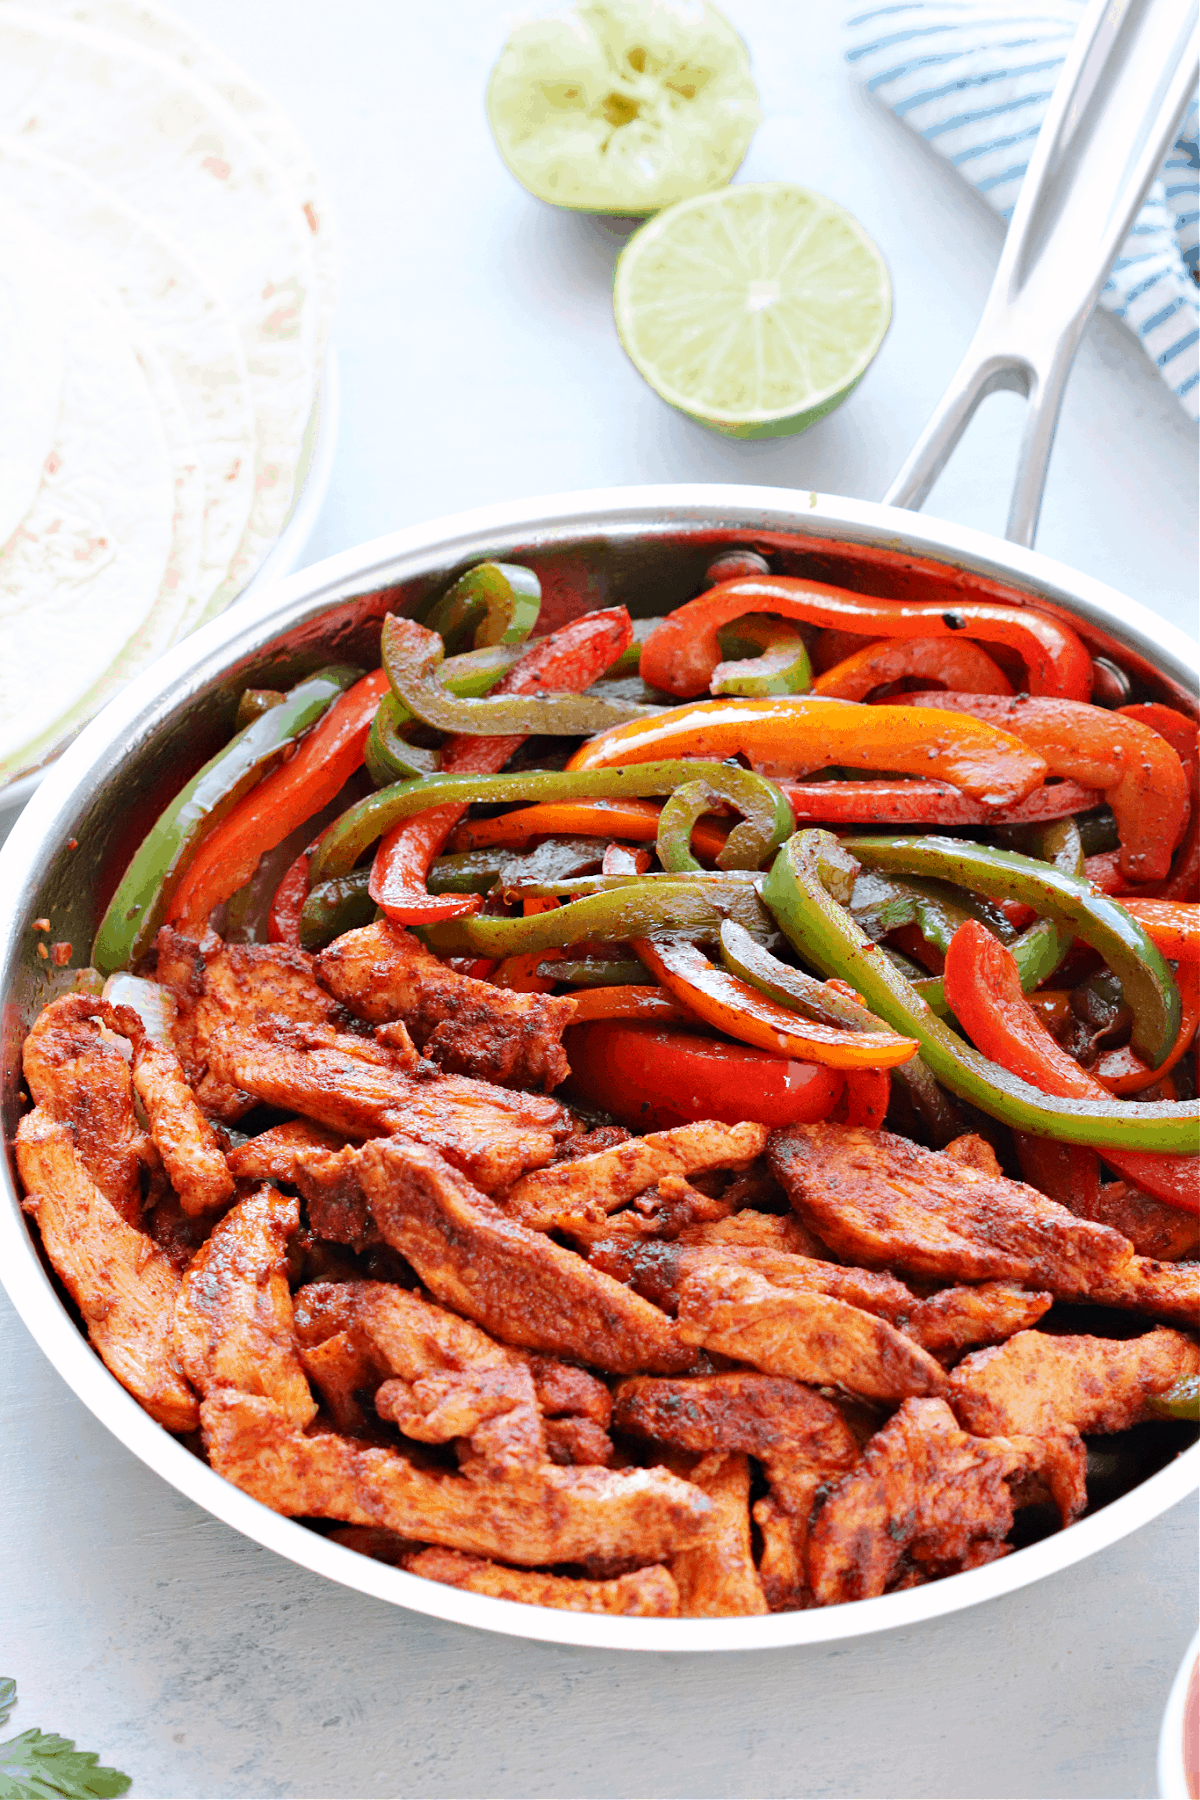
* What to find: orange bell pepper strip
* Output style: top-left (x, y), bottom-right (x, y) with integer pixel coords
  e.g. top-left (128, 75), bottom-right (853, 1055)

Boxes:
top-left (813, 635), bottom-right (1012, 701)
top-left (369, 608), bottom-right (633, 926)
top-left (631, 935), bottom-right (919, 1070)
top-left (568, 696), bottom-right (1048, 810)
top-left (447, 797), bottom-right (732, 864)
top-left (909, 692), bottom-right (1190, 883)
top-left (566, 985), bottom-right (696, 1024)
top-left (167, 669), bottom-right (390, 937)
top-left (943, 918), bottom-right (1198, 1213)
top-left (1116, 703), bottom-right (1198, 768)
top-left (639, 575), bottom-right (1092, 700)
top-left (778, 776), bottom-right (1100, 829)
top-left (1119, 899), bottom-right (1200, 962)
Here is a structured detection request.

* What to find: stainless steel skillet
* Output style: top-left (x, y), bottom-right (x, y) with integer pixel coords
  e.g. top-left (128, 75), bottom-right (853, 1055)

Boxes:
top-left (0, 0), bottom-right (1196, 1651)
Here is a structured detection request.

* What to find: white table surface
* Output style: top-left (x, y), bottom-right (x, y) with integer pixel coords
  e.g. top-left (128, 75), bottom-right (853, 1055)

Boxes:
top-left (3, 3), bottom-right (1197, 1796)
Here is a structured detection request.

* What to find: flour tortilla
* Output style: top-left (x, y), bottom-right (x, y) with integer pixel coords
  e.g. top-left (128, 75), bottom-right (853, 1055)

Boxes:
top-left (0, 138), bottom-right (255, 639)
top-left (0, 245), bottom-right (63, 549)
top-left (0, 4), bottom-right (318, 591)
top-left (0, 210), bottom-right (173, 775)
top-left (37, 0), bottom-right (338, 351)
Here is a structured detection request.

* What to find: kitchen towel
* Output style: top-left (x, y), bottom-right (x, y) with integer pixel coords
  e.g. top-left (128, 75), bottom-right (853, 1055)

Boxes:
top-left (846, 3), bottom-right (1200, 421)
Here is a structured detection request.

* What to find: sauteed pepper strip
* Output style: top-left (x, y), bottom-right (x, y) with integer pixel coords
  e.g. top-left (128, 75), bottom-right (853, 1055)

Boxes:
top-left (710, 615), bottom-right (812, 696)
top-left (812, 636), bottom-right (1012, 701)
top-left (638, 575), bottom-right (1093, 700)
top-left (631, 935), bottom-right (918, 1069)
top-left (759, 830), bottom-right (1199, 1152)
top-left (943, 920), bottom-right (1199, 1213)
top-left (313, 761), bottom-right (792, 888)
top-left (164, 668), bottom-right (391, 940)
top-left (367, 607), bottom-right (634, 924)
top-left (449, 797), bottom-right (733, 863)
top-left (841, 833), bottom-right (1179, 1066)
top-left (778, 777), bottom-right (1101, 828)
top-left (422, 560), bottom-right (542, 653)
top-left (567, 696), bottom-right (1048, 809)
top-left (92, 664), bottom-right (362, 973)
top-left (908, 692), bottom-right (1190, 883)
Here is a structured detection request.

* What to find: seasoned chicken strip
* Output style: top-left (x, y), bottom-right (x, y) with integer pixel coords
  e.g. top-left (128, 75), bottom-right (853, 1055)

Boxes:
top-left (131, 1038), bottom-right (234, 1216)
top-left (589, 1236), bottom-right (916, 1322)
top-left (204, 1018), bottom-right (570, 1193)
top-left (666, 1451), bottom-right (767, 1618)
top-left (613, 1372), bottom-right (858, 1473)
top-left (174, 1186), bottom-right (316, 1429)
top-left (676, 1210), bottom-right (826, 1257)
top-left (1066, 1182), bottom-right (1199, 1262)
top-left (1087, 1257), bottom-right (1200, 1329)
top-left (16, 1111), bottom-right (197, 1432)
top-left (316, 920), bottom-right (574, 1092)
top-left (948, 1327), bottom-right (1200, 1440)
top-left (401, 1547), bottom-right (680, 1616)
top-left (806, 1398), bottom-right (1038, 1606)
top-left (350, 1136), bottom-right (694, 1374)
top-left (677, 1263), bottom-right (948, 1403)
top-left (22, 994), bottom-right (151, 1223)
top-left (903, 1283), bottom-right (1054, 1358)
top-left (504, 1120), bottom-right (768, 1231)
top-left (770, 1123), bottom-right (1138, 1296)
top-left (754, 1496), bottom-right (810, 1612)
top-left (376, 1364), bottom-right (546, 1474)
top-left (202, 1390), bottom-right (712, 1566)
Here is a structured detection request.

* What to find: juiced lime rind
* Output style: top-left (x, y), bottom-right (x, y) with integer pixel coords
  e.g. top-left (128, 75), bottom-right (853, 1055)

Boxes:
top-left (487, 0), bottom-right (761, 216)
top-left (612, 182), bottom-right (892, 436)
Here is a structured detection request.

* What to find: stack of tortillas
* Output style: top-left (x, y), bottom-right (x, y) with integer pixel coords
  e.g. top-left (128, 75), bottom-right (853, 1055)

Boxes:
top-left (0, 0), bottom-right (337, 784)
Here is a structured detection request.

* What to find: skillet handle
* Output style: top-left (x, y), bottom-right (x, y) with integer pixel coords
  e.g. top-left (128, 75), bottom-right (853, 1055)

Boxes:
top-left (884, 0), bottom-right (1199, 549)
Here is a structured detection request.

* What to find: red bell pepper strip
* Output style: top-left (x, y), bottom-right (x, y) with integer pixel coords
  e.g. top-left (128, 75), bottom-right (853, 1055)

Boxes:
top-left (1116, 703), bottom-right (1198, 769)
top-left (909, 692), bottom-right (1190, 883)
top-left (449, 797), bottom-right (732, 864)
top-left (563, 1020), bottom-right (844, 1132)
top-left (631, 935), bottom-right (919, 1069)
top-left (1013, 1132), bottom-right (1103, 1213)
top-left (813, 635), bottom-right (1012, 701)
top-left (568, 696), bottom-right (1048, 810)
top-left (167, 669), bottom-right (390, 937)
top-left (943, 918), bottom-right (1198, 1213)
top-left (369, 608), bottom-right (633, 926)
top-left (1119, 899), bottom-right (1200, 962)
top-left (825, 978), bottom-right (891, 1127)
top-left (778, 777), bottom-right (1099, 829)
top-left (639, 576), bottom-right (1092, 700)
top-left (268, 831), bottom-right (328, 945)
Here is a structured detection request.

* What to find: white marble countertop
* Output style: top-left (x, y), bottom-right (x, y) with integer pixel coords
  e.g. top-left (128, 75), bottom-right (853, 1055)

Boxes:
top-left (3, 3), bottom-right (1197, 1796)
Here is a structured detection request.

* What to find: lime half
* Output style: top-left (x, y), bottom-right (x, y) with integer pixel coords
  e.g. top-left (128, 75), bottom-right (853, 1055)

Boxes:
top-left (487, 0), bottom-right (761, 216)
top-left (613, 182), bottom-right (892, 437)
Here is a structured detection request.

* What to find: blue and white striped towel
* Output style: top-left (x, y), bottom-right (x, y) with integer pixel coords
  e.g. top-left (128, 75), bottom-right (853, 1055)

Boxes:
top-left (846, 3), bottom-right (1200, 420)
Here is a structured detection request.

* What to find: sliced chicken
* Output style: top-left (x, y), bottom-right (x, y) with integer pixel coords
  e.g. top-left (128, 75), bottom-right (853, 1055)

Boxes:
top-left (316, 920), bottom-right (575, 1092)
top-left (401, 1546), bottom-right (680, 1615)
top-left (131, 1038), bottom-right (233, 1216)
top-left (15, 1110), bottom-right (197, 1431)
top-left (665, 1451), bottom-right (767, 1618)
top-left (502, 1120), bottom-right (768, 1232)
top-left (676, 1210), bottom-right (826, 1257)
top-left (589, 1236), bottom-right (916, 1322)
top-left (903, 1282), bottom-right (1054, 1359)
top-left (202, 1390), bottom-right (713, 1566)
top-left (613, 1372), bottom-right (858, 1474)
top-left (1066, 1181), bottom-right (1199, 1262)
top-left (948, 1327), bottom-right (1200, 1440)
top-left (174, 1186), bottom-right (316, 1429)
top-left (376, 1364), bottom-right (546, 1474)
top-left (677, 1262), bottom-right (948, 1403)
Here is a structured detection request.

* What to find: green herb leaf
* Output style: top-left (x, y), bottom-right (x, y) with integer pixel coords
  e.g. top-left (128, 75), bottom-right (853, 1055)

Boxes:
top-left (0, 1727), bottom-right (131, 1799)
top-left (0, 1686), bottom-right (13, 1731)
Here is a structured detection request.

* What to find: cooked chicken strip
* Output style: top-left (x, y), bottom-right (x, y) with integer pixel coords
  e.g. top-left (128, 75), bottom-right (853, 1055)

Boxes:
top-left (401, 1546), bottom-right (680, 1615)
top-left (1087, 1257), bottom-right (1200, 1329)
top-left (502, 1121), bottom-right (768, 1232)
top-left (770, 1123), bottom-right (1139, 1295)
top-left (21, 994), bottom-right (151, 1223)
top-left (205, 1018), bottom-right (570, 1192)
top-left (376, 1364), bottom-right (546, 1473)
top-left (131, 1038), bottom-right (233, 1216)
top-left (676, 1210), bottom-right (826, 1257)
top-left (1067, 1182), bottom-right (1199, 1262)
top-left (904, 1283), bottom-right (1054, 1359)
top-left (543, 1417), bottom-right (615, 1466)
top-left (226, 1119), bottom-right (348, 1183)
top-left (16, 1110), bottom-right (197, 1431)
top-left (949, 1327), bottom-right (1200, 1439)
top-left (174, 1186), bottom-right (316, 1429)
top-left (350, 1136), bottom-right (694, 1374)
top-left (943, 1134), bottom-right (1003, 1176)
top-left (677, 1263), bottom-right (947, 1402)
top-left (613, 1372), bottom-right (858, 1473)
top-left (754, 1496), bottom-right (811, 1612)
top-left (316, 920), bottom-right (575, 1092)
top-left (589, 1236), bottom-right (916, 1322)
top-left (806, 1398), bottom-right (1038, 1606)
top-left (666, 1451), bottom-right (767, 1617)
top-left (202, 1390), bottom-right (713, 1566)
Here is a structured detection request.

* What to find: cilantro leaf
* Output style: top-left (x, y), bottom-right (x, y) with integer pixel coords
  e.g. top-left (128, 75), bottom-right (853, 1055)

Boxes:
top-left (0, 1728), bottom-right (131, 1799)
top-left (0, 1687), bottom-right (14, 1731)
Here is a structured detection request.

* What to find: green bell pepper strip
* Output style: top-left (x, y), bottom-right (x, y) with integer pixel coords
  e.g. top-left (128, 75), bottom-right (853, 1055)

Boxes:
top-left (311, 760), bottom-right (794, 888)
top-left (711, 615), bottom-right (813, 697)
top-left (1148, 1375), bottom-right (1200, 1422)
top-left (840, 831), bottom-right (1178, 1066)
top-left (299, 871), bottom-right (377, 950)
top-left (603, 618), bottom-right (664, 679)
top-left (422, 561), bottom-right (542, 653)
top-left (658, 780), bottom-right (765, 873)
top-left (719, 916), bottom-right (962, 1144)
top-left (382, 614), bottom-right (658, 739)
top-left (541, 957), bottom-right (647, 986)
top-left (234, 687), bottom-right (287, 730)
top-left (366, 692), bottom-right (441, 784)
top-left (93, 665), bottom-right (361, 974)
top-left (851, 871), bottom-right (1019, 954)
top-left (760, 830), bottom-right (1200, 1151)
top-left (420, 877), bottom-right (777, 958)
top-left (497, 870), bottom-right (758, 898)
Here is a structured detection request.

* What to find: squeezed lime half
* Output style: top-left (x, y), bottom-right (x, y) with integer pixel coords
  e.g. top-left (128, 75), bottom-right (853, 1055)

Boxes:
top-left (487, 0), bottom-right (761, 215)
top-left (613, 182), bottom-right (892, 437)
